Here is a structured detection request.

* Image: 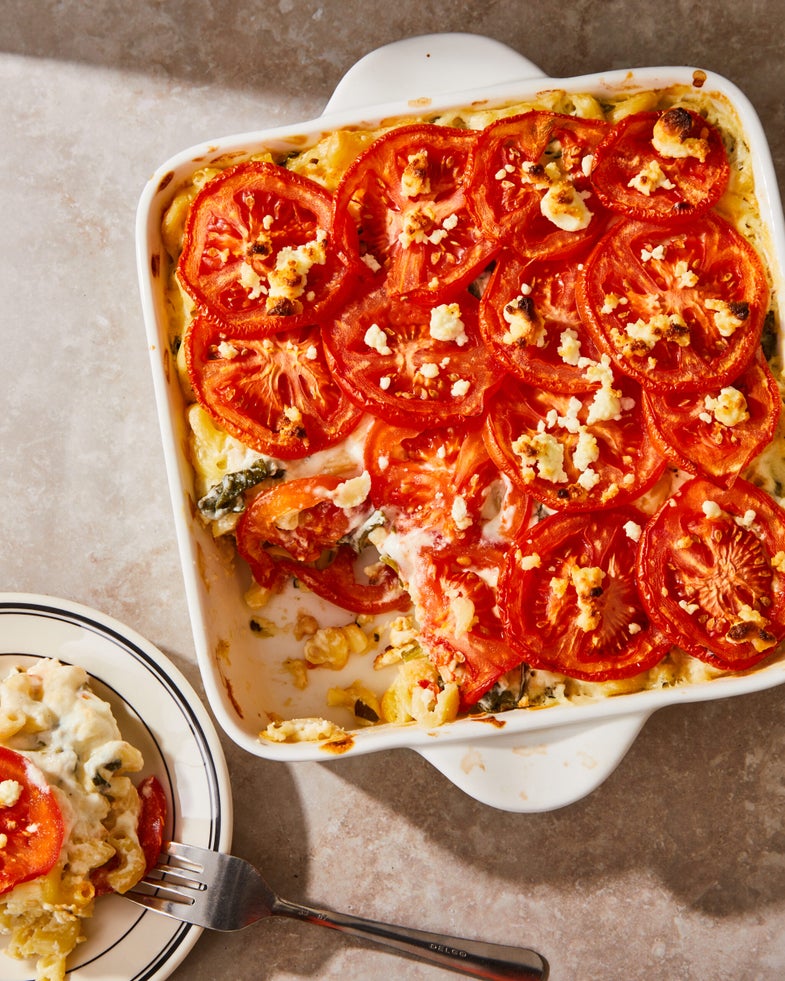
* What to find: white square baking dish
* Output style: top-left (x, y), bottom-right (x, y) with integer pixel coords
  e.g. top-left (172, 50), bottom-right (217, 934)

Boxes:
top-left (136, 33), bottom-right (785, 812)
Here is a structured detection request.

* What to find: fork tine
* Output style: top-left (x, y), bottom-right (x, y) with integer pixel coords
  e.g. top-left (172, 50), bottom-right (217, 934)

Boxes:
top-left (143, 863), bottom-right (207, 890)
top-left (124, 841), bottom-right (213, 923)
top-left (125, 841), bottom-right (271, 931)
top-left (163, 839), bottom-right (212, 868)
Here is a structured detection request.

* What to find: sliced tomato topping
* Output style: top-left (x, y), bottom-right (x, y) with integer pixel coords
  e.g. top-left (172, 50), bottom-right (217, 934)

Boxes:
top-left (324, 288), bottom-right (500, 428)
top-left (500, 507), bottom-right (670, 681)
top-left (178, 161), bottom-right (358, 333)
top-left (637, 477), bottom-right (785, 669)
top-left (363, 417), bottom-right (530, 542)
top-left (479, 245), bottom-right (603, 393)
top-left (237, 475), bottom-right (368, 564)
top-left (185, 312), bottom-right (362, 459)
top-left (0, 747), bottom-right (64, 896)
top-left (483, 369), bottom-right (666, 511)
top-left (279, 545), bottom-right (411, 615)
top-left (576, 214), bottom-right (770, 393)
top-left (643, 349), bottom-right (781, 486)
top-left (468, 110), bottom-right (611, 259)
top-left (409, 542), bottom-right (523, 708)
top-left (334, 124), bottom-right (497, 302)
top-left (236, 475), bottom-right (410, 614)
top-left (591, 108), bottom-right (730, 223)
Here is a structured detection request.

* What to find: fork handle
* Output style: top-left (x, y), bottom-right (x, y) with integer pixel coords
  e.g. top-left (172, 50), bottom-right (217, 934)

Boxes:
top-left (271, 896), bottom-right (549, 979)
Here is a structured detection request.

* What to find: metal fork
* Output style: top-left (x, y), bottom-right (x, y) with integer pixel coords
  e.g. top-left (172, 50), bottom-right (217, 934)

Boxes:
top-left (125, 841), bottom-right (549, 980)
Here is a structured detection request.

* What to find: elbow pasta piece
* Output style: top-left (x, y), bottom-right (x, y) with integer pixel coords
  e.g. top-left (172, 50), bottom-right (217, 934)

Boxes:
top-left (303, 623), bottom-right (370, 669)
top-left (381, 658), bottom-right (460, 727)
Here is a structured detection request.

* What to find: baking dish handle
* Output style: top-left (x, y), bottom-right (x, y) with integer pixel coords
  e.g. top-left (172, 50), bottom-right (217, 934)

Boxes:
top-left (323, 32), bottom-right (545, 115)
top-left (416, 711), bottom-right (650, 813)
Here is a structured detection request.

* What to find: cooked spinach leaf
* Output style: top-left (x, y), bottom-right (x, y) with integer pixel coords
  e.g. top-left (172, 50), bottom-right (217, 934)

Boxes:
top-left (198, 459), bottom-right (285, 519)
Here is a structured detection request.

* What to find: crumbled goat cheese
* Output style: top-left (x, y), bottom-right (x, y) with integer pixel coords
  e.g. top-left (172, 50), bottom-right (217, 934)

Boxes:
top-left (401, 150), bottom-right (431, 198)
top-left (540, 182), bottom-right (593, 231)
top-left (512, 432), bottom-right (568, 484)
top-left (430, 303), bottom-right (468, 346)
top-left (329, 471), bottom-right (371, 509)
top-left (451, 495), bottom-right (473, 531)
top-left (652, 108), bottom-right (710, 162)
top-left (628, 159), bottom-right (675, 196)
top-left (364, 322), bottom-right (392, 355)
top-left (701, 387), bottom-right (749, 427)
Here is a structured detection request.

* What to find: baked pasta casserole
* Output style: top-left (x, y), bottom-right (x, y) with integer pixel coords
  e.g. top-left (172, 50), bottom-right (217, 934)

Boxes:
top-left (156, 78), bottom-right (785, 742)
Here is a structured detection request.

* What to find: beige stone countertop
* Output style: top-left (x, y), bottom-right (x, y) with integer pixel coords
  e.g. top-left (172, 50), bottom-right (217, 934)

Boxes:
top-left (2, 2), bottom-right (785, 979)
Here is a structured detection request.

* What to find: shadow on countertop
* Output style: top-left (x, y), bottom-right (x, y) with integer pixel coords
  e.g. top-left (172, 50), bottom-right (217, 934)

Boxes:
top-left (1, 0), bottom-right (784, 194)
top-left (322, 682), bottom-right (785, 918)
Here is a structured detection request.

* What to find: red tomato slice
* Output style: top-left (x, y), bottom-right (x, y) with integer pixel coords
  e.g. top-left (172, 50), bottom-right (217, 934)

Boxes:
top-left (237, 475), bottom-right (367, 564)
top-left (324, 287), bottom-right (500, 428)
top-left (178, 161), bottom-right (358, 333)
top-left (0, 747), bottom-right (64, 895)
top-left (278, 545), bottom-right (411, 615)
top-left (643, 349), bottom-right (781, 486)
top-left (468, 110), bottom-right (610, 260)
top-left (333, 124), bottom-right (497, 302)
top-left (479, 245), bottom-right (603, 393)
top-left (591, 108), bottom-right (730, 223)
top-left (136, 776), bottom-right (167, 875)
top-left (637, 477), bottom-right (785, 669)
top-left (363, 417), bottom-right (530, 542)
top-left (409, 542), bottom-right (523, 708)
top-left (576, 214), bottom-right (770, 393)
top-left (236, 475), bottom-right (410, 614)
top-left (483, 370), bottom-right (666, 511)
top-left (500, 507), bottom-right (670, 681)
top-left (185, 312), bottom-right (363, 459)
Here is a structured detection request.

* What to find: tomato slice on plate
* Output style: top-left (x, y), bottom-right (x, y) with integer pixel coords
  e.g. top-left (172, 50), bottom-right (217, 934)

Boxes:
top-left (324, 287), bottom-right (500, 428)
top-left (483, 368), bottom-right (666, 511)
top-left (591, 108), bottom-right (730, 223)
top-left (468, 110), bottom-right (610, 260)
top-left (479, 245), bottom-right (603, 393)
top-left (576, 213), bottom-right (770, 393)
top-left (409, 541), bottom-right (523, 708)
top-left (0, 747), bottom-right (64, 895)
top-left (643, 349), bottom-right (781, 486)
top-left (92, 774), bottom-right (167, 897)
top-left (178, 161), bottom-right (358, 333)
top-left (334, 123), bottom-right (497, 301)
top-left (135, 775), bottom-right (167, 875)
top-left (363, 417), bottom-right (530, 542)
top-left (500, 507), bottom-right (670, 681)
top-left (637, 477), bottom-right (785, 669)
top-left (185, 312), bottom-right (363, 459)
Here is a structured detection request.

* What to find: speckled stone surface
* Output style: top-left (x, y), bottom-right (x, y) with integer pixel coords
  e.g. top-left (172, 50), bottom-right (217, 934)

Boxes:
top-left (2, 3), bottom-right (785, 979)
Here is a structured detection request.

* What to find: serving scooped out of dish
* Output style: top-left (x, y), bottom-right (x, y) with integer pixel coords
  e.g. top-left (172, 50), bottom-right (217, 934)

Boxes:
top-left (136, 33), bottom-right (785, 812)
top-left (0, 595), bottom-right (232, 981)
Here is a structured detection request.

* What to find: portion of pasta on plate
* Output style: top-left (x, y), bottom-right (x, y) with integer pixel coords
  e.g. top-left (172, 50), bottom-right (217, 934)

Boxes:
top-left (0, 660), bottom-right (165, 981)
top-left (153, 75), bottom-right (785, 745)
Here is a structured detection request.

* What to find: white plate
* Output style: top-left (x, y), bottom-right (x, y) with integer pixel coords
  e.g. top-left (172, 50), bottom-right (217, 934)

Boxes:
top-left (136, 33), bottom-right (785, 813)
top-left (0, 593), bottom-right (232, 981)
